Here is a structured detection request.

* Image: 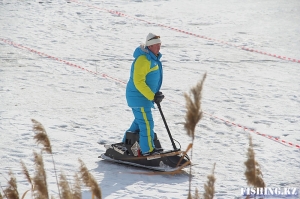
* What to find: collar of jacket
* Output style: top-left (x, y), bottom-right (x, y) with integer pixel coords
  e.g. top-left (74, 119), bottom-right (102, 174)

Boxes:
top-left (137, 45), bottom-right (162, 61)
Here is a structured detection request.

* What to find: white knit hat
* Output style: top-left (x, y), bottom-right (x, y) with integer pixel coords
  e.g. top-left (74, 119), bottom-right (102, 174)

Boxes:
top-left (145, 33), bottom-right (161, 46)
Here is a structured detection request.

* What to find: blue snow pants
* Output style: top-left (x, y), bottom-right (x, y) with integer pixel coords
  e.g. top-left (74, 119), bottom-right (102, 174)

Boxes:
top-left (123, 107), bottom-right (155, 154)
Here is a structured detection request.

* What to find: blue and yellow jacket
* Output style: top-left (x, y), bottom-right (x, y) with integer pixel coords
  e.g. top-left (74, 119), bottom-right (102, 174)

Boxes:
top-left (126, 45), bottom-right (163, 108)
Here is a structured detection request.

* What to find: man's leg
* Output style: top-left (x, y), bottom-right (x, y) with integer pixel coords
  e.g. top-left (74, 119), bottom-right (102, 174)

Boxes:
top-left (127, 119), bottom-right (139, 132)
top-left (132, 107), bottom-right (155, 154)
top-left (122, 109), bottom-right (140, 143)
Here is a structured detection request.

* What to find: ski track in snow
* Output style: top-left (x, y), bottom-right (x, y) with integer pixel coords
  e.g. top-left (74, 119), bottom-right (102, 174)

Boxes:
top-left (0, 0), bottom-right (300, 198)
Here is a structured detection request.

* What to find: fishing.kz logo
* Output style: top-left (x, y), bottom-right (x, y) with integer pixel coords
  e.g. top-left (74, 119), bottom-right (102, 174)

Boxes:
top-left (241, 187), bottom-right (299, 197)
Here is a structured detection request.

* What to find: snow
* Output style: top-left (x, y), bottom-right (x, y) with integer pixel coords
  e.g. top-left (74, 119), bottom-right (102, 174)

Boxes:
top-left (0, 0), bottom-right (299, 198)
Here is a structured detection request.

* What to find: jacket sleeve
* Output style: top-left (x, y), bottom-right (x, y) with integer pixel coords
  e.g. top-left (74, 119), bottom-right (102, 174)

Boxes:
top-left (133, 55), bottom-right (155, 100)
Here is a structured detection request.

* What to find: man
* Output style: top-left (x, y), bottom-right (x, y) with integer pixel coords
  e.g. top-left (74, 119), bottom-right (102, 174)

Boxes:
top-left (124, 33), bottom-right (165, 156)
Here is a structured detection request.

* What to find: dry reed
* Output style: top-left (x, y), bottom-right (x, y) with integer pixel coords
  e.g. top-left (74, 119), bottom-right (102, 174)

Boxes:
top-left (184, 73), bottom-right (206, 197)
top-left (184, 73), bottom-right (206, 140)
top-left (244, 136), bottom-right (265, 188)
top-left (2, 171), bottom-right (19, 199)
top-left (20, 161), bottom-right (32, 188)
top-left (72, 174), bottom-right (82, 199)
top-left (59, 172), bottom-right (72, 199)
top-left (32, 119), bottom-right (52, 154)
top-left (20, 161), bottom-right (33, 199)
top-left (1, 120), bottom-right (101, 199)
top-left (31, 119), bottom-right (61, 198)
top-left (78, 159), bottom-right (102, 199)
top-left (203, 163), bottom-right (216, 199)
top-left (32, 151), bottom-right (49, 199)
top-left (188, 187), bottom-right (200, 199)
top-left (193, 188), bottom-right (200, 199)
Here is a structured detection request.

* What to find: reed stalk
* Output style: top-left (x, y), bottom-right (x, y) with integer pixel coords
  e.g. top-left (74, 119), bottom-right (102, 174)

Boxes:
top-left (31, 119), bottom-right (61, 199)
top-left (3, 171), bottom-right (19, 199)
top-left (184, 73), bottom-right (206, 198)
top-left (78, 159), bottom-right (102, 199)
top-left (244, 136), bottom-right (265, 188)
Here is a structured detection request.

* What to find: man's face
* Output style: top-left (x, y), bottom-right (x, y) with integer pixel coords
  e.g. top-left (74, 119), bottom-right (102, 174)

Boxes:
top-left (148, 43), bottom-right (161, 55)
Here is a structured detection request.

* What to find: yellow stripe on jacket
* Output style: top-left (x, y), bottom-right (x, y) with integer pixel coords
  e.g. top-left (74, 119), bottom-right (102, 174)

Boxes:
top-left (133, 55), bottom-right (159, 101)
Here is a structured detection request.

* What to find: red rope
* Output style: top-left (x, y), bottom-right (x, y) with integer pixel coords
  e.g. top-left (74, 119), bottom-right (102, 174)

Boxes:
top-left (1, 38), bottom-right (299, 150)
top-left (70, 0), bottom-right (300, 64)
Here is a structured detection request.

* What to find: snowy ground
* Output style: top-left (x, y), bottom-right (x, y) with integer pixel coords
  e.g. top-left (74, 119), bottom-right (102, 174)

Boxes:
top-left (0, 0), bottom-right (299, 198)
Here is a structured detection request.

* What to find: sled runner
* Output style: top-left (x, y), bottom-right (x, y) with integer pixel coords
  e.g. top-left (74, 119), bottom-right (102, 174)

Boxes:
top-left (99, 103), bottom-right (191, 171)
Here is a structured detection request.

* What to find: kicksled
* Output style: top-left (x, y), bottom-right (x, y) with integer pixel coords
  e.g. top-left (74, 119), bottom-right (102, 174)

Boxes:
top-left (99, 103), bottom-right (191, 172)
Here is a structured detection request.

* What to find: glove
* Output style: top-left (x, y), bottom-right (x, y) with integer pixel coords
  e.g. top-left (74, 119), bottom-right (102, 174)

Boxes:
top-left (153, 91), bottom-right (164, 104)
